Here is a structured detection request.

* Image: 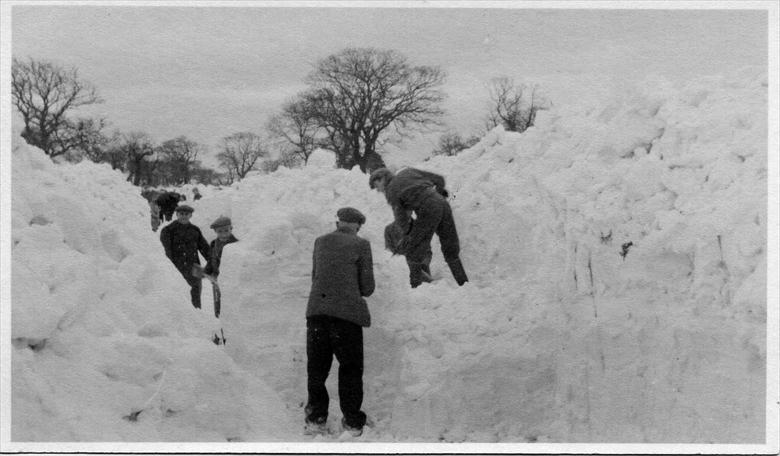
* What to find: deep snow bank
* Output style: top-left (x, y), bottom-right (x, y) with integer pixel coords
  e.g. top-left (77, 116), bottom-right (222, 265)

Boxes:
top-left (202, 68), bottom-right (767, 442)
top-left (9, 66), bottom-right (768, 444)
top-left (10, 132), bottom-right (297, 441)
top-left (380, 68), bottom-right (768, 443)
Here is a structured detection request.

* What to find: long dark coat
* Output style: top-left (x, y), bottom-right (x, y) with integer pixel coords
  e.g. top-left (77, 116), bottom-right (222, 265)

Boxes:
top-left (306, 226), bottom-right (375, 327)
top-left (159, 220), bottom-right (210, 272)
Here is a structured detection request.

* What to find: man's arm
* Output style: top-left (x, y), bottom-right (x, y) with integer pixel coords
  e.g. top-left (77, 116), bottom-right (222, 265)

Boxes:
top-left (203, 240), bottom-right (215, 275)
top-left (311, 238), bottom-right (319, 281)
top-left (392, 204), bottom-right (412, 234)
top-left (197, 230), bottom-right (211, 264)
top-left (358, 240), bottom-right (375, 297)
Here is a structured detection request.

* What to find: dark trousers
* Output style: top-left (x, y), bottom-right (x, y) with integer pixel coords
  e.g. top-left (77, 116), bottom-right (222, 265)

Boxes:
top-left (406, 258), bottom-right (432, 284)
top-left (408, 194), bottom-right (468, 287)
top-left (305, 315), bottom-right (367, 429)
top-left (407, 193), bottom-right (460, 264)
top-left (175, 263), bottom-right (202, 309)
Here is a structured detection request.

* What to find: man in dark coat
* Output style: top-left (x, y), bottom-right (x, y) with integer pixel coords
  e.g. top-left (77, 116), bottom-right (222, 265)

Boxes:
top-left (304, 207), bottom-right (375, 437)
top-left (370, 167), bottom-right (468, 288)
top-left (159, 205), bottom-right (210, 309)
top-left (155, 191), bottom-right (183, 222)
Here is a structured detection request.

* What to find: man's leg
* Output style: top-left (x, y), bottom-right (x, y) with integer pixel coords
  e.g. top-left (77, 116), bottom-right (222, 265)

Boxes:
top-left (406, 259), bottom-right (432, 286)
top-left (437, 202), bottom-right (468, 286)
top-left (421, 251), bottom-right (433, 280)
top-left (305, 316), bottom-right (333, 424)
top-left (177, 264), bottom-right (202, 309)
top-left (190, 276), bottom-right (202, 309)
top-left (331, 318), bottom-right (366, 429)
top-left (406, 197), bottom-right (443, 287)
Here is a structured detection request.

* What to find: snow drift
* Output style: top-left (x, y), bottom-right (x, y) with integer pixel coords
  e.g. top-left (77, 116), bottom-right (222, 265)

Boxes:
top-left (10, 67), bottom-right (767, 443)
top-left (10, 124), bottom-right (298, 441)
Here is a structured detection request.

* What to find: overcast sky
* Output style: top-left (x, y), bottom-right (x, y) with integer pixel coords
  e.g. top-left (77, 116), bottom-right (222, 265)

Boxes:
top-left (10, 4), bottom-right (768, 167)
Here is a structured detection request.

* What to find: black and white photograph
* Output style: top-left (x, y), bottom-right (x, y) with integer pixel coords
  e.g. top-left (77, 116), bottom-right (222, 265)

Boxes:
top-left (1, 1), bottom-right (778, 454)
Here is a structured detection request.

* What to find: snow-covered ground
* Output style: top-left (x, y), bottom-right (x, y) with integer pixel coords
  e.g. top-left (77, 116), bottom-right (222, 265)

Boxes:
top-left (7, 68), bottom-right (771, 447)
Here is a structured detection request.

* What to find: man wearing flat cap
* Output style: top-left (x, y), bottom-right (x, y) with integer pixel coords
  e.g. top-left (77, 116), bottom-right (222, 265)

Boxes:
top-left (159, 204), bottom-right (210, 309)
top-left (370, 167), bottom-right (468, 288)
top-left (304, 207), bottom-right (375, 437)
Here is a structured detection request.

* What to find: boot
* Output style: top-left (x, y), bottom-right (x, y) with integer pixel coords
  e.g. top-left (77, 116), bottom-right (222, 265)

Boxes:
top-left (447, 258), bottom-right (468, 286)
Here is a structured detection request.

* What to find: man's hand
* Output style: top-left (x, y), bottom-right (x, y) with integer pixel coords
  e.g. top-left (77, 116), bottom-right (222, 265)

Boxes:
top-left (191, 264), bottom-right (204, 278)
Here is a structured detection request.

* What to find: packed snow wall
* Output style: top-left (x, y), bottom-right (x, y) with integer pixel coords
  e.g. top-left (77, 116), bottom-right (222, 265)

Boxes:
top-left (378, 69), bottom-right (768, 443)
top-left (10, 130), bottom-right (298, 441)
top-left (208, 69), bottom-right (767, 442)
top-left (8, 67), bottom-right (767, 444)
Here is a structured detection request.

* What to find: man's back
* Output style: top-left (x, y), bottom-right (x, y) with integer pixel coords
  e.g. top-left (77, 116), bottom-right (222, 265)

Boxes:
top-left (385, 167), bottom-right (446, 211)
top-left (307, 228), bottom-right (375, 327)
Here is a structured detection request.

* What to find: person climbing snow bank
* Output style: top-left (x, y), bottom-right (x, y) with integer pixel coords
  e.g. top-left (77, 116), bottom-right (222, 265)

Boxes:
top-left (370, 167), bottom-right (468, 288)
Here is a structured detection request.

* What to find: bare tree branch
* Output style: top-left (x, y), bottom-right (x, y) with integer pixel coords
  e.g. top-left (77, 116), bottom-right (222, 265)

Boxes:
top-left (12, 57), bottom-right (103, 157)
top-left (485, 77), bottom-right (548, 134)
top-left (297, 47), bottom-right (446, 172)
top-left (217, 132), bottom-right (268, 180)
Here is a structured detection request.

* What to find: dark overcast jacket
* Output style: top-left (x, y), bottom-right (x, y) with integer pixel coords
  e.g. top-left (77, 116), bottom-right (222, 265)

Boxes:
top-left (306, 226), bottom-right (375, 327)
top-left (160, 220), bottom-right (210, 271)
top-left (384, 168), bottom-right (447, 233)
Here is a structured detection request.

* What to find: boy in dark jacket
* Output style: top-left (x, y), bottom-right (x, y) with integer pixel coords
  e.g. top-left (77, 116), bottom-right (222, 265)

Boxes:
top-left (159, 205), bottom-right (210, 309)
top-left (304, 207), bottom-right (375, 437)
top-left (370, 167), bottom-right (468, 288)
top-left (203, 216), bottom-right (238, 278)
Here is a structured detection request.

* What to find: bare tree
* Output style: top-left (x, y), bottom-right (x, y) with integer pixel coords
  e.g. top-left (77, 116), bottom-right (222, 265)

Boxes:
top-left (216, 170), bottom-right (235, 186)
top-left (485, 77), bottom-right (547, 133)
top-left (190, 165), bottom-right (220, 186)
top-left (12, 57), bottom-right (104, 158)
top-left (101, 131), bottom-right (126, 171)
top-left (158, 136), bottom-right (202, 185)
top-left (68, 118), bottom-right (112, 163)
top-left (117, 132), bottom-right (155, 186)
top-left (267, 98), bottom-right (320, 165)
top-left (432, 132), bottom-right (481, 157)
top-left (301, 47), bottom-right (447, 172)
top-left (217, 132), bottom-right (268, 181)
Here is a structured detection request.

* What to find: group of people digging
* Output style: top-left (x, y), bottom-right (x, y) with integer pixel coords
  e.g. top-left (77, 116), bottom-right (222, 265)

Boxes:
top-left (141, 187), bottom-right (202, 232)
top-left (155, 166), bottom-right (467, 438)
top-left (159, 206), bottom-right (237, 311)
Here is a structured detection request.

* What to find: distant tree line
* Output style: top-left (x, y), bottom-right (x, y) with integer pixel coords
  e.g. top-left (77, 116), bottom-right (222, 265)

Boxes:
top-left (12, 51), bottom-right (549, 186)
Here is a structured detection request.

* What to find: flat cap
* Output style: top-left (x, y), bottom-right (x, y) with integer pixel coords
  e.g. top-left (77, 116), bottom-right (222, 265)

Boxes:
top-left (210, 216), bottom-right (232, 229)
top-left (337, 207), bottom-right (366, 225)
top-left (174, 204), bottom-right (194, 213)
